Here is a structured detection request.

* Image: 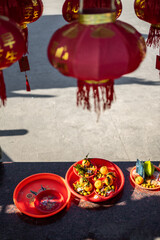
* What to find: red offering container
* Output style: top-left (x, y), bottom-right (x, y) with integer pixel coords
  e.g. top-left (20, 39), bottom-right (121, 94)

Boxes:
top-left (65, 158), bottom-right (125, 202)
top-left (13, 173), bottom-right (71, 218)
top-left (130, 166), bottom-right (160, 191)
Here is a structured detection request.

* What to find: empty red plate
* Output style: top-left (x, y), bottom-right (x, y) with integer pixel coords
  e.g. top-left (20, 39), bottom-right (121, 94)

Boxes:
top-left (13, 173), bottom-right (71, 218)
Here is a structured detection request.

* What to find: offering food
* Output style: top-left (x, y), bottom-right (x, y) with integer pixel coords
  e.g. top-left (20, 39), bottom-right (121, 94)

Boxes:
top-left (93, 167), bottom-right (116, 181)
top-left (73, 178), bottom-right (93, 196)
top-left (132, 159), bottom-right (160, 189)
top-left (95, 178), bottom-right (115, 197)
top-left (74, 155), bottom-right (97, 178)
top-left (100, 166), bottom-right (108, 175)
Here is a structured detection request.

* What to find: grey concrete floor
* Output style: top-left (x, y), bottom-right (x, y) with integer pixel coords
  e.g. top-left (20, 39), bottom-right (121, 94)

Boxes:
top-left (0, 0), bottom-right (160, 163)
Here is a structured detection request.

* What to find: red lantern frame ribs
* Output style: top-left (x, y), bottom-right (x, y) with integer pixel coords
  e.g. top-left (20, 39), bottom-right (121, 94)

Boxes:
top-left (48, 4), bottom-right (146, 114)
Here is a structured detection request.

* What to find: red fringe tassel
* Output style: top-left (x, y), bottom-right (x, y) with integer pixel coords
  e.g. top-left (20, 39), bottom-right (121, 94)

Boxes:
top-left (25, 73), bottom-right (31, 91)
top-left (77, 79), bottom-right (115, 115)
top-left (0, 70), bottom-right (7, 106)
top-left (146, 25), bottom-right (160, 48)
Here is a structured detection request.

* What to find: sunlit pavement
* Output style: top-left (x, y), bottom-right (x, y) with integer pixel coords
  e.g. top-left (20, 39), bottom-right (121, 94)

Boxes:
top-left (0, 0), bottom-right (160, 163)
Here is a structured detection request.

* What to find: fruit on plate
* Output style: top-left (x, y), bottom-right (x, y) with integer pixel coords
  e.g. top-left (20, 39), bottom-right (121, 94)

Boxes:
top-left (104, 175), bottom-right (114, 186)
top-left (94, 180), bottom-right (103, 189)
top-left (144, 160), bottom-right (155, 177)
top-left (79, 177), bottom-right (88, 186)
top-left (133, 159), bottom-right (160, 189)
top-left (73, 179), bottom-right (93, 196)
top-left (134, 175), bottom-right (144, 185)
top-left (84, 182), bottom-right (93, 192)
top-left (82, 153), bottom-right (90, 167)
top-left (100, 166), bottom-right (108, 175)
top-left (93, 169), bottom-right (116, 181)
top-left (95, 178), bottom-right (115, 197)
top-left (74, 155), bottom-right (97, 178)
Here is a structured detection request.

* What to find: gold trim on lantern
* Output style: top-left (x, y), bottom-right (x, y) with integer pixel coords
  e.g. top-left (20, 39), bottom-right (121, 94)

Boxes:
top-left (79, 12), bottom-right (116, 25)
top-left (20, 23), bottom-right (28, 29)
top-left (85, 79), bottom-right (110, 84)
top-left (151, 23), bottom-right (160, 29)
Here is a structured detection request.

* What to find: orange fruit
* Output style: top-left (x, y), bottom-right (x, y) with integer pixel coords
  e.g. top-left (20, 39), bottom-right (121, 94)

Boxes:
top-left (104, 176), bottom-right (113, 186)
top-left (135, 176), bottom-right (144, 185)
top-left (82, 159), bottom-right (90, 167)
top-left (94, 180), bottom-right (103, 189)
top-left (84, 182), bottom-right (93, 192)
top-left (100, 166), bottom-right (108, 175)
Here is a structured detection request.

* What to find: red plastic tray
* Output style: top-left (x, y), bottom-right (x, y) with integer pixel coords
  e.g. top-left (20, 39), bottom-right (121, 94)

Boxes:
top-left (65, 158), bottom-right (125, 202)
top-left (13, 173), bottom-right (71, 218)
top-left (130, 165), bottom-right (160, 191)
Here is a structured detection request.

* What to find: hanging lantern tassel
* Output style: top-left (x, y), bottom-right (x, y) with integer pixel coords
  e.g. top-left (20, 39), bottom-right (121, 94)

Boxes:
top-left (77, 79), bottom-right (115, 114)
top-left (25, 73), bottom-right (31, 91)
top-left (0, 70), bottom-right (7, 106)
top-left (146, 24), bottom-right (160, 48)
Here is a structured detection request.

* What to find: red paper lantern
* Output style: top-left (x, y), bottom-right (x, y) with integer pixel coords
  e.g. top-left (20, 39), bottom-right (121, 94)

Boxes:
top-left (0, 0), bottom-right (43, 51)
top-left (0, 16), bottom-right (26, 105)
top-left (0, 0), bottom-right (43, 91)
top-left (62, 0), bottom-right (122, 22)
top-left (134, 0), bottom-right (160, 48)
top-left (134, 0), bottom-right (160, 71)
top-left (48, 1), bottom-right (146, 114)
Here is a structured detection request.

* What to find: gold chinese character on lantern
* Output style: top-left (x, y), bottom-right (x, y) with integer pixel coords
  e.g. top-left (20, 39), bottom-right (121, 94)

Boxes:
top-left (32, 0), bottom-right (38, 6)
top-left (0, 46), bottom-right (3, 57)
top-left (5, 50), bottom-right (17, 63)
top-left (33, 11), bottom-right (39, 19)
top-left (1, 32), bottom-right (16, 49)
top-left (24, 7), bottom-right (33, 19)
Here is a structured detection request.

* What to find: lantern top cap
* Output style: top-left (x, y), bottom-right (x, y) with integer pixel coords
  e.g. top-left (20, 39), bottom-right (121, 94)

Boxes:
top-left (79, 0), bottom-right (116, 14)
top-left (79, 11), bottom-right (116, 25)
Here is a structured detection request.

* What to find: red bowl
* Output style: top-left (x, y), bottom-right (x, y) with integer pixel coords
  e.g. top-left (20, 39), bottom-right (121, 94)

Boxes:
top-left (13, 173), bottom-right (71, 218)
top-left (34, 189), bottom-right (65, 213)
top-left (130, 166), bottom-right (160, 191)
top-left (73, 159), bottom-right (97, 178)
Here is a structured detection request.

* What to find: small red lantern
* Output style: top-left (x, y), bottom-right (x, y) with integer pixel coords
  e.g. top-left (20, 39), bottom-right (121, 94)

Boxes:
top-left (62, 0), bottom-right (122, 22)
top-left (134, 0), bottom-right (160, 48)
top-left (0, 0), bottom-right (43, 91)
top-left (48, 0), bottom-right (146, 115)
top-left (0, 16), bottom-right (26, 105)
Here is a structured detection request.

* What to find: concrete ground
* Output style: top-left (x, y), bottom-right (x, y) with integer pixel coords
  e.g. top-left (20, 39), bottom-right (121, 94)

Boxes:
top-left (0, 0), bottom-right (160, 163)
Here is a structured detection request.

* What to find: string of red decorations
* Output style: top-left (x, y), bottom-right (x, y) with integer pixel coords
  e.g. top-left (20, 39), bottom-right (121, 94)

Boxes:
top-left (0, 16), bottom-right (26, 106)
top-left (0, 0), bottom-right (43, 92)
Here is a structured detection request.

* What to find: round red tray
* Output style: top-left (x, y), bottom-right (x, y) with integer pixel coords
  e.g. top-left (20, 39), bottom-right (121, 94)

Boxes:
top-left (13, 173), bottom-right (71, 218)
top-left (130, 165), bottom-right (160, 191)
top-left (65, 158), bottom-right (125, 202)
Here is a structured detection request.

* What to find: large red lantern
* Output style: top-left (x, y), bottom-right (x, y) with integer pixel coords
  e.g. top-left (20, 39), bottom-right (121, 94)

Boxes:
top-left (0, 0), bottom-right (43, 91)
top-left (48, 0), bottom-right (146, 115)
top-left (0, 16), bottom-right (26, 105)
top-left (134, 0), bottom-right (160, 71)
top-left (62, 0), bottom-right (122, 22)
